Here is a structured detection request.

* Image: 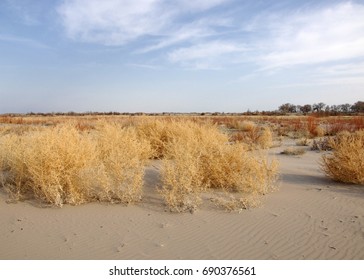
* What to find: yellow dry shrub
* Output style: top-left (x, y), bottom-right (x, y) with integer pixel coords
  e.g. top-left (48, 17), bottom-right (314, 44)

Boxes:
top-left (160, 121), bottom-right (228, 211)
top-left (0, 125), bottom-right (97, 205)
top-left (136, 120), bottom-right (174, 159)
top-left (232, 126), bottom-right (273, 150)
top-left (0, 122), bottom-right (152, 206)
top-left (236, 120), bottom-right (256, 132)
top-left (161, 137), bottom-right (205, 212)
top-left (315, 126), bottom-right (326, 137)
top-left (87, 121), bottom-right (152, 203)
top-left (0, 124), bottom-right (40, 136)
top-left (160, 122), bottom-right (278, 212)
top-left (321, 130), bottom-right (364, 184)
top-left (136, 119), bottom-right (227, 159)
top-left (257, 127), bottom-right (273, 149)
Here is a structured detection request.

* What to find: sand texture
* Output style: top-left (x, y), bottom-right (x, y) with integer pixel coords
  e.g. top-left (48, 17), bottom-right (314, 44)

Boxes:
top-left (1, 141), bottom-right (363, 260)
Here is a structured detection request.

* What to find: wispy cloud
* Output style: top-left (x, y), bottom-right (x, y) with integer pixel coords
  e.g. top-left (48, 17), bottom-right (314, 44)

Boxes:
top-left (137, 17), bottom-right (232, 53)
top-left (57, 0), bottom-right (231, 46)
top-left (0, 34), bottom-right (49, 49)
top-left (310, 61), bottom-right (364, 86)
top-left (257, 2), bottom-right (364, 69)
top-left (57, 0), bottom-right (364, 76)
top-left (317, 61), bottom-right (364, 77)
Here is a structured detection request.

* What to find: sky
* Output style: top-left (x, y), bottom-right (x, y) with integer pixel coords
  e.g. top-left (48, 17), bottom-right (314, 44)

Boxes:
top-left (1, 0), bottom-right (364, 113)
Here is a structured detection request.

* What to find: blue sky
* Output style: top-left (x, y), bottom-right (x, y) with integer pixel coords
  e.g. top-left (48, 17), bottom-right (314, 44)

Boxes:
top-left (1, 0), bottom-right (364, 113)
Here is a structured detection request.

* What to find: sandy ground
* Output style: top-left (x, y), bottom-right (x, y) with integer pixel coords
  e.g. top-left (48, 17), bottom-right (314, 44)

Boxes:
top-left (0, 140), bottom-right (363, 260)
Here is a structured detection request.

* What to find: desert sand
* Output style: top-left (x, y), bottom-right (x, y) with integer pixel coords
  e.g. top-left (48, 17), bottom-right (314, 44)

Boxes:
top-left (0, 140), bottom-right (363, 260)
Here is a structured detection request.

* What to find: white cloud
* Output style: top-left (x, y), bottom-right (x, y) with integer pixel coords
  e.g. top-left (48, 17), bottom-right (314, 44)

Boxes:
top-left (317, 61), bottom-right (364, 76)
top-left (176, 0), bottom-right (230, 11)
top-left (138, 17), bottom-right (231, 53)
top-left (57, 0), bottom-right (364, 78)
top-left (258, 2), bottom-right (364, 68)
top-left (58, 0), bottom-right (165, 45)
top-left (57, 0), bottom-right (230, 46)
top-left (310, 61), bottom-right (364, 86)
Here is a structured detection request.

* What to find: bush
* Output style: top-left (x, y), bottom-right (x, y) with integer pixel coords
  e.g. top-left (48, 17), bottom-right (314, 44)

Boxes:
top-left (136, 119), bottom-right (173, 159)
top-left (160, 122), bottom-right (278, 212)
top-left (281, 147), bottom-right (306, 156)
top-left (0, 119), bottom-right (279, 211)
top-left (311, 137), bottom-right (333, 151)
top-left (230, 126), bottom-right (273, 150)
top-left (0, 122), bottom-right (152, 206)
top-left (296, 138), bottom-right (311, 146)
top-left (88, 121), bottom-right (152, 203)
top-left (321, 130), bottom-right (364, 184)
top-left (0, 124), bottom-right (97, 205)
top-left (257, 127), bottom-right (273, 149)
top-left (159, 121), bottom-right (228, 212)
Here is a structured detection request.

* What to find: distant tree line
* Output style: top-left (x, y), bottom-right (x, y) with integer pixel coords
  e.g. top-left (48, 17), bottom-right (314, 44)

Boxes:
top-left (278, 101), bottom-right (364, 115)
top-left (1, 101), bottom-right (363, 117)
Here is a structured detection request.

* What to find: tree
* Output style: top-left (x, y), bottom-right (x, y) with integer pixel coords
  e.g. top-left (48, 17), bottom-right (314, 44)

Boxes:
top-left (279, 103), bottom-right (296, 114)
top-left (313, 102), bottom-right (326, 112)
top-left (351, 101), bottom-right (364, 113)
top-left (330, 105), bottom-right (340, 113)
top-left (339, 103), bottom-right (351, 113)
top-left (300, 104), bottom-right (312, 114)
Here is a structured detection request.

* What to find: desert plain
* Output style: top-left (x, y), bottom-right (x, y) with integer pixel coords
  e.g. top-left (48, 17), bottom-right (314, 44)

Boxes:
top-left (0, 115), bottom-right (363, 260)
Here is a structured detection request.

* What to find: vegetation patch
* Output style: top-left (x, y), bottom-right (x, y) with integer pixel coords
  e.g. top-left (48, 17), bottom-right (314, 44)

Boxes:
top-left (160, 121), bottom-right (278, 212)
top-left (281, 147), bottom-right (306, 156)
top-left (0, 122), bottom-right (152, 206)
top-left (0, 119), bottom-right (279, 212)
top-left (321, 130), bottom-right (364, 184)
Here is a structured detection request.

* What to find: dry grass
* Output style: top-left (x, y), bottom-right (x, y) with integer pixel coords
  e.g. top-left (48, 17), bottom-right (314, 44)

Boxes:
top-left (159, 121), bottom-right (279, 212)
top-left (257, 127), bottom-right (273, 149)
top-left (296, 138), bottom-right (311, 146)
top-left (230, 126), bottom-right (273, 150)
top-left (321, 130), bottom-right (364, 184)
top-left (0, 124), bottom-right (96, 205)
top-left (311, 137), bottom-right (333, 151)
top-left (0, 117), bottom-right (279, 211)
top-left (87, 121), bottom-right (152, 203)
top-left (0, 122), bottom-right (152, 206)
top-left (136, 119), bottom-right (182, 159)
top-left (236, 120), bottom-right (257, 132)
top-left (281, 147), bottom-right (306, 156)
top-left (158, 121), bottom-right (228, 212)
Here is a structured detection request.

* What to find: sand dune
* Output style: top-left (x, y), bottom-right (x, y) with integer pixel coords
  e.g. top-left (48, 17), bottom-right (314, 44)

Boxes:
top-left (0, 140), bottom-right (363, 260)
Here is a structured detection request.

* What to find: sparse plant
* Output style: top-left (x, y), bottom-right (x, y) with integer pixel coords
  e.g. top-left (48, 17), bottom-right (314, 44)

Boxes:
top-left (160, 122), bottom-right (278, 212)
top-left (307, 116), bottom-right (319, 137)
top-left (211, 193), bottom-right (262, 212)
top-left (0, 117), bottom-right (280, 212)
top-left (257, 127), bottom-right (273, 149)
top-left (314, 126), bottom-right (326, 137)
top-left (296, 138), bottom-right (311, 146)
top-left (311, 137), bottom-right (333, 151)
top-left (0, 125), bottom-right (97, 205)
top-left (321, 130), bottom-right (364, 184)
top-left (281, 147), bottom-right (306, 156)
top-left (230, 126), bottom-right (273, 150)
top-left (136, 120), bottom-right (172, 159)
top-left (236, 120), bottom-right (256, 132)
top-left (89, 121), bottom-right (152, 203)
top-left (0, 122), bottom-right (152, 206)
